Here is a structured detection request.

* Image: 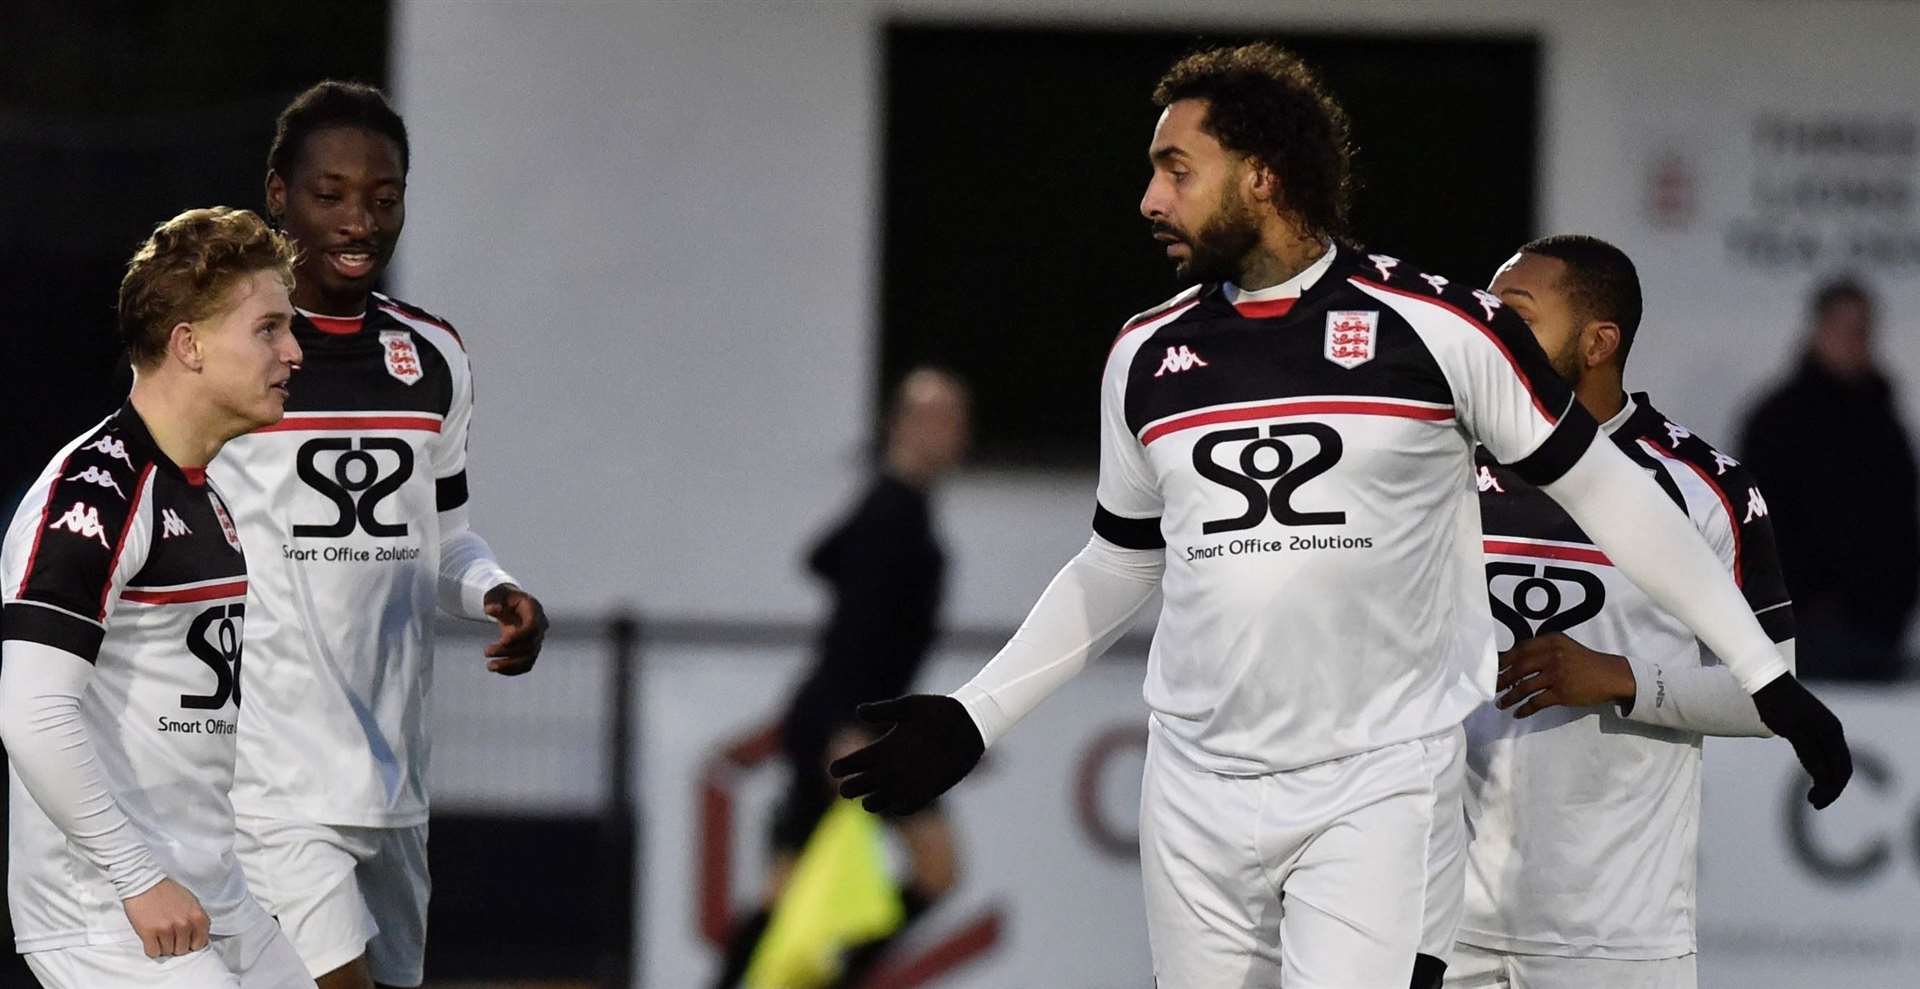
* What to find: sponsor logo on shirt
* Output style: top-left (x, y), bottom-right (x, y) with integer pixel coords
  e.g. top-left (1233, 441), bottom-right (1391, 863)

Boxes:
top-left (1477, 465), bottom-right (1506, 493)
top-left (1421, 273), bottom-right (1450, 294)
top-left (1153, 345), bottom-right (1210, 377)
top-left (49, 502), bottom-right (110, 549)
top-left (1471, 289), bottom-right (1504, 323)
top-left (161, 508), bottom-right (193, 540)
top-left (1744, 488), bottom-right (1769, 523)
top-left (66, 466), bottom-right (126, 499)
top-left (1324, 311), bottom-right (1379, 369)
top-left (1712, 451), bottom-right (1739, 476)
top-left (1366, 253), bottom-right (1400, 281)
top-left (381, 330), bottom-right (424, 386)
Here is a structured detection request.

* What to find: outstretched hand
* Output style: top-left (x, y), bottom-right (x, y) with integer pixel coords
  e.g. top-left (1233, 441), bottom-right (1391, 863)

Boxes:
top-left (829, 694), bottom-right (984, 816)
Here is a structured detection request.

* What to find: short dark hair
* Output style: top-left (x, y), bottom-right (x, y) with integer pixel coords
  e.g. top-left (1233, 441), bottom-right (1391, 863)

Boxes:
top-left (1153, 43), bottom-right (1353, 242)
top-left (1519, 234), bottom-right (1644, 367)
top-left (1811, 276), bottom-right (1872, 321)
top-left (267, 81), bottom-right (410, 180)
top-left (119, 207), bottom-right (298, 368)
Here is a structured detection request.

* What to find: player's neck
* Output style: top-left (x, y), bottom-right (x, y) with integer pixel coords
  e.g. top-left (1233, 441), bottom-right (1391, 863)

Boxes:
top-left (292, 284), bottom-right (370, 318)
top-left (1233, 225), bottom-right (1328, 292)
top-left (128, 375), bottom-right (239, 469)
top-left (1576, 372), bottom-right (1628, 425)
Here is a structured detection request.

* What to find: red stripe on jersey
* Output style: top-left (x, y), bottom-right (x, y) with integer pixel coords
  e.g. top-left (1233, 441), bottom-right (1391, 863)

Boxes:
top-left (253, 415), bottom-right (443, 434)
top-left (1232, 297), bottom-right (1296, 319)
top-left (14, 451), bottom-right (79, 597)
top-left (306, 313), bottom-right (364, 335)
top-left (1483, 538), bottom-right (1612, 567)
top-left (98, 466), bottom-right (155, 619)
top-left (377, 304), bottom-right (465, 350)
top-left (121, 579), bottom-right (248, 605)
top-left (1643, 439), bottom-right (1743, 587)
top-left (1111, 300), bottom-right (1200, 354)
top-left (1140, 399), bottom-right (1455, 446)
top-left (1348, 276), bottom-right (1558, 425)
top-left (181, 466), bottom-right (206, 487)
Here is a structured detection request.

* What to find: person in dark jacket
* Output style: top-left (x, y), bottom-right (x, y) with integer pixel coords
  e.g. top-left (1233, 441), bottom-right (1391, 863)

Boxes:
top-left (1739, 278), bottom-right (1918, 681)
top-left (712, 367), bottom-right (971, 989)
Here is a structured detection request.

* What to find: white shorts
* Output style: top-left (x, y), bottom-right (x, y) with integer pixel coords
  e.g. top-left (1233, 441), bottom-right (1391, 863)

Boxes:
top-left (22, 911), bottom-right (313, 989)
top-left (1140, 721), bottom-right (1466, 989)
top-left (1444, 942), bottom-right (1696, 988)
top-left (234, 814), bottom-right (429, 987)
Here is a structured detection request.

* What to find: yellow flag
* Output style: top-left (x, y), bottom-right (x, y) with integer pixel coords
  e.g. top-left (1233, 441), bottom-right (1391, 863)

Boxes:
top-left (744, 799), bottom-right (905, 989)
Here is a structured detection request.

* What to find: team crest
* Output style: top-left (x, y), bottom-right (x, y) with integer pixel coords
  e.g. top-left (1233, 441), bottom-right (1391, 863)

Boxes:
top-left (380, 330), bottom-right (423, 386)
top-left (209, 495), bottom-right (243, 552)
top-left (1324, 311), bottom-right (1379, 369)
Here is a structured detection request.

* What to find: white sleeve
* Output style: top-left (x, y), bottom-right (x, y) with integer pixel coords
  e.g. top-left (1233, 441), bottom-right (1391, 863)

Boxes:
top-left (1622, 639), bottom-right (1792, 737)
top-left (1542, 440), bottom-right (1790, 692)
top-left (950, 536), bottom-right (1163, 748)
top-left (437, 503), bottom-right (517, 620)
top-left (0, 640), bottom-right (166, 899)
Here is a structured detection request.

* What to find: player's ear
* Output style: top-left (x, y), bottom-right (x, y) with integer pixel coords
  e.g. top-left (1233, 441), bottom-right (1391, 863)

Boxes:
top-left (1586, 320), bottom-right (1622, 370)
top-left (264, 171), bottom-right (287, 227)
top-left (1244, 158), bottom-right (1277, 205)
top-left (167, 321), bottom-right (204, 372)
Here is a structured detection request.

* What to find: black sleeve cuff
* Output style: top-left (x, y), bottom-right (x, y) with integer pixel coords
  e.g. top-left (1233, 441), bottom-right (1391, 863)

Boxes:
top-left (1509, 399), bottom-right (1600, 487)
top-left (1756, 603), bottom-right (1796, 644)
top-left (436, 471), bottom-right (470, 512)
top-left (3, 603), bottom-right (104, 662)
top-left (1092, 504), bottom-right (1164, 550)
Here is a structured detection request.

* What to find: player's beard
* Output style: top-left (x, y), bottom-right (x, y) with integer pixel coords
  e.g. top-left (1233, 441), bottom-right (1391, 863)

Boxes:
top-left (1549, 333), bottom-right (1584, 387)
top-left (1169, 183), bottom-right (1263, 285)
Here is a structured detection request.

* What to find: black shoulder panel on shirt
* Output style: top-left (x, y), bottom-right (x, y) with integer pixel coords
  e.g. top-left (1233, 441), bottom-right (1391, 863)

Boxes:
top-left (1119, 274), bottom-right (1455, 438)
top-left (286, 309), bottom-right (458, 418)
top-left (13, 420), bottom-right (151, 624)
top-left (1506, 398), bottom-right (1596, 487)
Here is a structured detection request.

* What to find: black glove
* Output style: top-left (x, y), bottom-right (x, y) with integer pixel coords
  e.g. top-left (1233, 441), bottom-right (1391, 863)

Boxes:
top-left (1752, 673), bottom-right (1852, 809)
top-left (829, 695), bottom-right (984, 816)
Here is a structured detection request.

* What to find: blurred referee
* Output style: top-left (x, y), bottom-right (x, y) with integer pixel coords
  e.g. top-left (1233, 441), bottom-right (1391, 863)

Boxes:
top-left (711, 367), bottom-right (970, 989)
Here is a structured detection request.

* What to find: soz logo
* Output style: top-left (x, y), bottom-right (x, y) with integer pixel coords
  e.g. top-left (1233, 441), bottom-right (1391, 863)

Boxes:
top-left (1486, 562), bottom-right (1606, 643)
top-left (294, 438), bottom-right (413, 538)
top-left (1192, 423), bottom-right (1345, 533)
top-left (184, 604), bottom-right (243, 709)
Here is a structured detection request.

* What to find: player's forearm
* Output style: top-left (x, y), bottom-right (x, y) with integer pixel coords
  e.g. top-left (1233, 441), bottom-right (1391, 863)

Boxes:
top-left (951, 537), bottom-right (1162, 748)
top-left (1622, 641), bottom-right (1792, 736)
top-left (0, 640), bottom-right (166, 898)
top-left (1541, 439), bottom-right (1789, 693)
top-left (437, 505), bottom-right (517, 619)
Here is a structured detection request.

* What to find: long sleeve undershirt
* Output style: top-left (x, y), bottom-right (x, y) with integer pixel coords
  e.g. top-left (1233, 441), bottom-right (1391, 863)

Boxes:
top-left (951, 536), bottom-right (1163, 748)
top-left (0, 640), bottom-right (166, 900)
top-left (1541, 436), bottom-right (1790, 694)
top-left (1621, 639), bottom-right (1794, 737)
top-left (437, 503), bottom-right (517, 620)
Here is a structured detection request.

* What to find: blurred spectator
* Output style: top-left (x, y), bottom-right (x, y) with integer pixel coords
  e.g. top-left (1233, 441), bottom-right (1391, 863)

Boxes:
top-left (711, 367), bottom-right (971, 989)
top-left (1739, 278), bottom-right (1918, 681)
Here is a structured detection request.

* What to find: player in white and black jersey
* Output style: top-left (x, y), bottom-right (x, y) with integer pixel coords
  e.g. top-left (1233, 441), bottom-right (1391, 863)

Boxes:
top-left (1431, 238), bottom-right (1795, 989)
top-left (207, 83), bottom-right (548, 989)
top-left (829, 45), bottom-right (1851, 988)
top-left (0, 208), bottom-right (310, 987)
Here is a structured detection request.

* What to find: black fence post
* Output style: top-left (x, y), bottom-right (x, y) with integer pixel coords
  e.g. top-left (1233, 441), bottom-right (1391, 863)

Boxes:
top-left (603, 611), bottom-right (643, 988)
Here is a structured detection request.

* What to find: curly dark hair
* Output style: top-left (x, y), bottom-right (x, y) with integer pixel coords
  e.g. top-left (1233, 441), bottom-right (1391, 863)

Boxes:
top-left (1153, 43), bottom-right (1353, 241)
top-left (267, 80), bottom-right (410, 180)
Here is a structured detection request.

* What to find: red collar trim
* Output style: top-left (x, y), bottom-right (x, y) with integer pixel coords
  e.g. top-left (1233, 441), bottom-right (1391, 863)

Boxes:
top-left (181, 466), bottom-right (207, 487)
top-left (301, 310), bottom-right (366, 336)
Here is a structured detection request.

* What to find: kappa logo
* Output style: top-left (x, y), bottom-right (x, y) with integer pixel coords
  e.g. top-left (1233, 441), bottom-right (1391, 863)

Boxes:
top-left (1744, 487), bottom-right (1769, 523)
top-left (1324, 310), bottom-right (1379, 369)
top-left (1366, 254), bottom-right (1400, 281)
top-left (1476, 465), bottom-right (1505, 493)
top-left (380, 330), bottom-right (423, 386)
top-left (83, 435), bottom-right (134, 468)
top-left (1664, 421), bottom-right (1692, 447)
top-left (1421, 273), bottom-right (1450, 294)
top-left (66, 466), bottom-right (126, 499)
top-left (1712, 451), bottom-right (1739, 476)
top-left (208, 496), bottom-right (242, 551)
top-left (161, 508), bottom-right (192, 540)
top-left (1471, 289), bottom-right (1503, 323)
top-left (1154, 345), bottom-right (1209, 377)
top-left (50, 502), bottom-right (110, 549)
